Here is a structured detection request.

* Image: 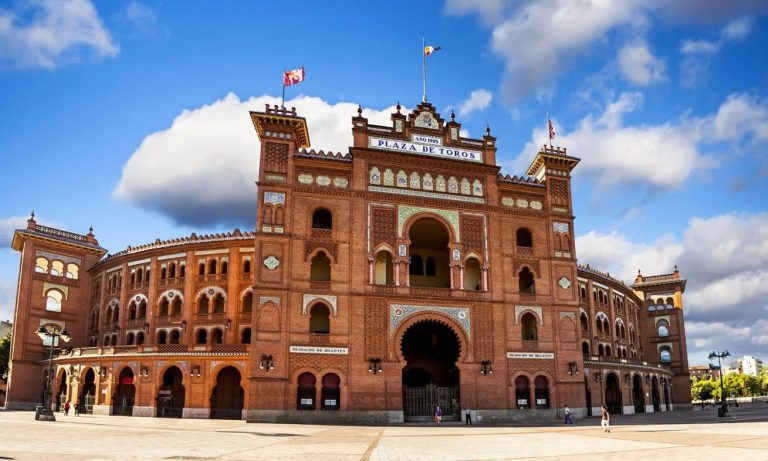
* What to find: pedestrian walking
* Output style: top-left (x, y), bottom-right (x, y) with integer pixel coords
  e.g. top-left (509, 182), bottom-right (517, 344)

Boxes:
top-left (563, 404), bottom-right (573, 424)
top-left (465, 407), bottom-right (472, 425)
top-left (601, 405), bottom-right (610, 432)
top-left (74, 402), bottom-right (80, 416)
top-left (434, 405), bottom-right (442, 425)
top-left (63, 401), bottom-right (70, 416)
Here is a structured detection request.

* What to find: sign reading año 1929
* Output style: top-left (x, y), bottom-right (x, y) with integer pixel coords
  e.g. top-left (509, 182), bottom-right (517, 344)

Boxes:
top-left (368, 135), bottom-right (483, 163)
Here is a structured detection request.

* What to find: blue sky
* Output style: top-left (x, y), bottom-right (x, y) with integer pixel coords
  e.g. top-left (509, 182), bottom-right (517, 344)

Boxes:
top-left (1, 0), bottom-right (767, 366)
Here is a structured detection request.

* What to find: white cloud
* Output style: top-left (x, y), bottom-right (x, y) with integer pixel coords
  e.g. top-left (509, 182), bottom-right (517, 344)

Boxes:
top-left (0, 0), bottom-right (118, 69)
top-left (444, 0), bottom-right (505, 25)
top-left (515, 92), bottom-right (708, 190)
top-left (491, 1), bottom-right (645, 101)
top-left (705, 93), bottom-right (768, 142)
top-left (0, 278), bottom-right (16, 324)
top-left (721, 16), bottom-right (753, 40)
top-left (457, 89), bottom-right (492, 117)
top-left (114, 93), bottom-right (401, 227)
top-left (679, 17), bottom-right (754, 85)
top-left (576, 211), bottom-right (768, 363)
top-left (617, 42), bottom-right (666, 86)
top-left (0, 214), bottom-right (57, 248)
top-left (124, 2), bottom-right (157, 35)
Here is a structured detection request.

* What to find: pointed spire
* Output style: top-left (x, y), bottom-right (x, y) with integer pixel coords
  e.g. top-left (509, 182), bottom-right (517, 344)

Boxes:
top-left (450, 110), bottom-right (455, 122)
top-left (357, 105), bottom-right (362, 116)
top-left (396, 101), bottom-right (401, 113)
top-left (485, 124), bottom-right (491, 136)
top-left (30, 210), bottom-right (35, 219)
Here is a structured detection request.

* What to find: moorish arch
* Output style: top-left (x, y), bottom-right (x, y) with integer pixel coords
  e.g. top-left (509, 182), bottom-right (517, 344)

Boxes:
top-left (406, 216), bottom-right (453, 288)
top-left (156, 365), bottom-right (185, 418)
top-left (113, 366), bottom-right (135, 416)
top-left (395, 314), bottom-right (466, 422)
top-left (210, 366), bottom-right (244, 420)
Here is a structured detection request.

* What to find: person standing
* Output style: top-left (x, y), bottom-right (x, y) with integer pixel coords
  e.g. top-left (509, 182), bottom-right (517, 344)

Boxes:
top-left (564, 405), bottom-right (573, 424)
top-left (465, 407), bottom-right (472, 425)
top-left (63, 401), bottom-right (70, 416)
top-left (434, 405), bottom-right (442, 425)
top-left (601, 405), bottom-right (610, 432)
top-left (74, 402), bottom-right (80, 417)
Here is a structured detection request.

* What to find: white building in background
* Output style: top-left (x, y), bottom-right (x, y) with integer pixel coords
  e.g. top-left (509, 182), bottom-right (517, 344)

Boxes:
top-left (0, 320), bottom-right (11, 339)
top-left (738, 356), bottom-right (763, 377)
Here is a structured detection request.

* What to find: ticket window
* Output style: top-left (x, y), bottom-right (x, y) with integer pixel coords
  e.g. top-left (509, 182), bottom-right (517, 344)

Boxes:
top-left (321, 373), bottom-right (340, 411)
top-left (297, 373), bottom-right (316, 410)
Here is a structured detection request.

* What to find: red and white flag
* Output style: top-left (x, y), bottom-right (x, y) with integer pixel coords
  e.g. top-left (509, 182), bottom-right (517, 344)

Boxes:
top-left (283, 67), bottom-right (305, 86)
top-left (548, 118), bottom-right (556, 143)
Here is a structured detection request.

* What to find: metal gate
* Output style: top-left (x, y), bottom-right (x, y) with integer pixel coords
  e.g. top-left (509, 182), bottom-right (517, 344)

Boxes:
top-left (83, 393), bottom-right (95, 414)
top-left (403, 384), bottom-right (459, 421)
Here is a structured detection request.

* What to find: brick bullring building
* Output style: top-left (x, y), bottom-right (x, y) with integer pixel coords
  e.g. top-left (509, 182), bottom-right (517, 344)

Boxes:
top-left (6, 101), bottom-right (691, 423)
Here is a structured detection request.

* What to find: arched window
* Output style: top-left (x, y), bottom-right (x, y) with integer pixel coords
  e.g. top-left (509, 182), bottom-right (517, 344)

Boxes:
top-left (169, 263), bottom-right (176, 279)
top-left (515, 376), bottom-right (530, 409)
top-left (309, 303), bottom-right (330, 334)
top-left (213, 295), bottom-right (225, 314)
top-left (136, 268), bottom-right (144, 282)
top-left (660, 348), bottom-right (672, 363)
top-left (51, 260), bottom-right (64, 276)
top-left (521, 313), bottom-right (538, 341)
top-left (129, 302), bottom-right (137, 320)
top-left (580, 313), bottom-right (589, 332)
top-left (160, 267), bottom-right (167, 280)
top-left (310, 251), bottom-right (331, 281)
top-left (409, 254), bottom-right (424, 276)
top-left (136, 332), bottom-right (145, 345)
top-left (463, 257), bottom-right (481, 290)
top-left (198, 296), bottom-right (209, 314)
top-left (518, 267), bottom-right (535, 294)
top-left (113, 307), bottom-right (120, 322)
top-left (170, 329), bottom-right (180, 344)
top-left (516, 228), bottom-right (533, 248)
top-left (198, 263), bottom-right (205, 276)
top-left (243, 260), bottom-right (251, 274)
top-left (35, 257), bottom-right (49, 273)
top-left (606, 345), bottom-right (612, 357)
top-left (312, 209), bottom-right (332, 230)
top-left (45, 290), bottom-right (63, 312)
top-left (178, 265), bottom-right (184, 278)
top-left (657, 320), bottom-right (669, 337)
top-left (110, 335), bottom-right (117, 346)
top-left (263, 205), bottom-right (273, 224)
top-left (65, 263), bottom-right (78, 279)
top-left (582, 341), bottom-right (590, 355)
top-left (209, 259), bottom-right (217, 275)
top-left (242, 292), bottom-right (253, 313)
top-left (211, 328), bottom-right (223, 344)
top-left (426, 256), bottom-right (437, 277)
top-left (103, 336), bottom-right (111, 346)
top-left (159, 298), bottom-right (169, 316)
top-left (374, 251), bottom-right (393, 285)
top-left (580, 286), bottom-right (586, 300)
top-left (598, 344), bottom-right (605, 356)
top-left (126, 333), bottom-right (135, 345)
top-left (240, 328), bottom-right (251, 344)
top-left (221, 261), bottom-right (228, 275)
top-left (297, 373), bottom-right (316, 410)
top-left (534, 376), bottom-right (550, 409)
top-left (172, 298), bottom-right (182, 315)
top-left (196, 329), bottom-right (208, 344)
top-left (157, 330), bottom-right (168, 345)
top-left (321, 373), bottom-right (340, 410)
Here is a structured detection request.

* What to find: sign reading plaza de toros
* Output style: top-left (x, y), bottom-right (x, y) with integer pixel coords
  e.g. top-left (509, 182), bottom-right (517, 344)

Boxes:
top-left (368, 134), bottom-right (484, 163)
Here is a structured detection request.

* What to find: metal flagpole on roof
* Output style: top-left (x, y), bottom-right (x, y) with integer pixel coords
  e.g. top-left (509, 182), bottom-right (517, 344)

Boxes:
top-left (422, 37), bottom-right (427, 103)
top-left (281, 67), bottom-right (286, 108)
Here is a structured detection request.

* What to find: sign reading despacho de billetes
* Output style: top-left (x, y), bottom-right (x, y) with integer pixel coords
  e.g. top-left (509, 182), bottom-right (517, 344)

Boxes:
top-left (368, 134), bottom-right (483, 163)
top-left (289, 345), bottom-right (349, 355)
top-left (506, 352), bottom-right (555, 359)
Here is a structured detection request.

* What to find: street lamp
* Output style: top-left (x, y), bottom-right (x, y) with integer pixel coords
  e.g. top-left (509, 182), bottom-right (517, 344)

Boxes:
top-left (35, 325), bottom-right (71, 421)
top-left (708, 349), bottom-right (730, 417)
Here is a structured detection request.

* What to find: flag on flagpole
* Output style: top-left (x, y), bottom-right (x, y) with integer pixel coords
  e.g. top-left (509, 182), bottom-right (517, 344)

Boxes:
top-left (424, 45), bottom-right (441, 56)
top-left (283, 67), bottom-right (305, 86)
top-left (548, 117), bottom-right (556, 146)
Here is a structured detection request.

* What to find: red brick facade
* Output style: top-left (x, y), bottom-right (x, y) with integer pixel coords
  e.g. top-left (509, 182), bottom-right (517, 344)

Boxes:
top-left (5, 102), bottom-right (691, 422)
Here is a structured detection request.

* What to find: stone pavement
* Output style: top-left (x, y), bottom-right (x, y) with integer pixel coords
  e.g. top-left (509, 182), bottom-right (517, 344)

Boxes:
top-left (1, 404), bottom-right (767, 460)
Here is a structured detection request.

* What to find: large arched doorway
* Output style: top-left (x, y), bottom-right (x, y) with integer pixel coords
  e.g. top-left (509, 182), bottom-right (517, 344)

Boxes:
top-left (408, 218), bottom-right (450, 288)
top-left (55, 370), bottom-right (68, 412)
top-left (401, 320), bottom-right (461, 421)
top-left (157, 366), bottom-right (185, 418)
top-left (633, 374), bottom-right (645, 413)
top-left (604, 373), bottom-right (623, 415)
top-left (210, 366), bottom-right (244, 420)
top-left (113, 368), bottom-right (135, 416)
top-left (81, 368), bottom-right (96, 414)
top-left (651, 377), bottom-right (661, 412)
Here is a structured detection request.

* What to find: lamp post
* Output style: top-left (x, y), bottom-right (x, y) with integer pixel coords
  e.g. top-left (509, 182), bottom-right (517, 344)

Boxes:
top-left (708, 349), bottom-right (730, 417)
top-left (35, 325), bottom-right (71, 421)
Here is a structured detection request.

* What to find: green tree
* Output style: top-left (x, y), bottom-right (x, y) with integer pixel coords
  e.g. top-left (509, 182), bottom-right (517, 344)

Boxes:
top-left (0, 332), bottom-right (10, 379)
top-left (691, 379), bottom-right (714, 401)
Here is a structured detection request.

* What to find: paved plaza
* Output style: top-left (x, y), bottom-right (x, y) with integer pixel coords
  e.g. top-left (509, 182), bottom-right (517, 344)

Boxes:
top-left (1, 405), bottom-right (768, 460)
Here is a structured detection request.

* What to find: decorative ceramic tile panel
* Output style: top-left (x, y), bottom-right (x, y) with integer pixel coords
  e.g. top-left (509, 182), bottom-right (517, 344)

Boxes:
top-left (390, 304), bottom-right (470, 338)
top-left (553, 222), bottom-right (569, 234)
top-left (398, 206), bottom-right (460, 241)
top-left (264, 192), bottom-right (285, 205)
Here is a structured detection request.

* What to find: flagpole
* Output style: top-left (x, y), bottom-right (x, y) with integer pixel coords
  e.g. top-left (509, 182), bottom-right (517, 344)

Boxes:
top-left (281, 67), bottom-right (286, 108)
top-left (422, 37), bottom-right (427, 103)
